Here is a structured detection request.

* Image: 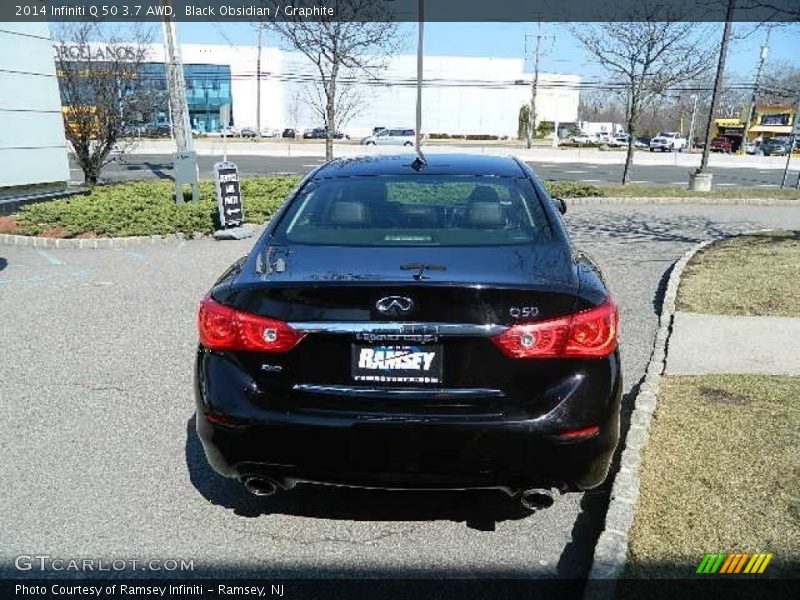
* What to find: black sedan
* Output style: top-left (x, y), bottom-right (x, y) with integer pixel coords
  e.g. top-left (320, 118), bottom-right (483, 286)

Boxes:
top-left (195, 154), bottom-right (621, 510)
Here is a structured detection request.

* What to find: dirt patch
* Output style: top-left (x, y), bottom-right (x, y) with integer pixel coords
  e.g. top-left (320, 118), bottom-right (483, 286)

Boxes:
top-left (0, 215), bottom-right (19, 234)
top-left (698, 386), bottom-right (749, 405)
top-left (39, 226), bottom-right (68, 238)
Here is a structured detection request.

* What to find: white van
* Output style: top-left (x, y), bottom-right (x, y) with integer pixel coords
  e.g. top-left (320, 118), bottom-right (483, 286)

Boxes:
top-left (361, 127), bottom-right (416, 146)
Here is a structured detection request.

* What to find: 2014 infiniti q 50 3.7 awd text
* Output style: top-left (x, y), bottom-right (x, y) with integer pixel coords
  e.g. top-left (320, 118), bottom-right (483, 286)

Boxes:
top-left (195, 154), bottom-right (621, 510)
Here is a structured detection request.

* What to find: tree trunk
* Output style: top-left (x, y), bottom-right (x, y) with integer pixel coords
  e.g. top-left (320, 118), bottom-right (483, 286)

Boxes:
top-left (622, 103), bottom-right (637, 185)
top-left (324, 72), bottom-right (337, 161)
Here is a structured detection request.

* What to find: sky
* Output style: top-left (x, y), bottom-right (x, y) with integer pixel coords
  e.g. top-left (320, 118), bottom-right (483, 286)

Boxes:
top-left (173, 21), bottom-right (800, 82)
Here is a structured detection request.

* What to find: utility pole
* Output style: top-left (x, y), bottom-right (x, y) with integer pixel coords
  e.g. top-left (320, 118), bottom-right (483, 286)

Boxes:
top-left (161, 0), bottom-right (199, 202)
top-left (741, 27), bottom-right (771, 154)
top-left (255, 22), bottom-right (264, 139)
top-left (691, 0), bottom-right (736, 191)
top-left (688, 94), bottom-right (699, 149)
top-left (781, 97), bottom-right (800, 189)
top-left (524, 26), bottom-right (555, 150)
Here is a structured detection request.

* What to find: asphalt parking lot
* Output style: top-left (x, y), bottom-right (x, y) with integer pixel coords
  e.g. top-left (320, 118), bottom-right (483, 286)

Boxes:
top-left (2, 204), bottom-right (800, 586)
top-left (89, 153), bottom-right (795, 188)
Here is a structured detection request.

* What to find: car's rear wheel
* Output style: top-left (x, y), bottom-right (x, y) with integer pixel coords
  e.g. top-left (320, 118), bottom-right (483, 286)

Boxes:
top-left (404, 141), bottom-right (413, 147)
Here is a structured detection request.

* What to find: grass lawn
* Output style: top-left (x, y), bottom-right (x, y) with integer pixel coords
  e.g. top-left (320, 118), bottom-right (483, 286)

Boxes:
top-left (678, 231), bottom-right (800, 317)
top-left (622, 374), bottom-right (800, 583)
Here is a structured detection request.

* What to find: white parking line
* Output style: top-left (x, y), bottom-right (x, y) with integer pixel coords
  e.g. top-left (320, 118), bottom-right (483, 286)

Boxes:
top-left (756, 184), bottom-right (777, 187)
top-left (716, 183), bottom-right (736, 186)
top-left (582, 179), bottom-right (604, 183)
top-left (37, 250), bottom-right (63, 266)
top-left (564, 170), bottom-right (588, 174)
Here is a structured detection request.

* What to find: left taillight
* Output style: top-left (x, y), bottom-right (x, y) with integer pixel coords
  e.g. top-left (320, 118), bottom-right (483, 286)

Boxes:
top-left (491, 299), bottom-right (618, 359)
top-left (197, 296), bottom-right (305, 352)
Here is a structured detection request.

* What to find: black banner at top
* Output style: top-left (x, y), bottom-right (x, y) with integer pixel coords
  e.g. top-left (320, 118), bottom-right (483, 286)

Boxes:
top-left (4, 0), bottom-right (800, 22)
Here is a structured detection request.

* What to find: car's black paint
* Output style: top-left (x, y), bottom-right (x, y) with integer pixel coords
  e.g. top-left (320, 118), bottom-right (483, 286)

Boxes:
top-left (196, 154), bottom-right (621, 495)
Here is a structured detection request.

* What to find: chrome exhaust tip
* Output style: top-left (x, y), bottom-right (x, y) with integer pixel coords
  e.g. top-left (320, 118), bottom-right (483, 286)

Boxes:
top-left (520, 488), bottom-right (555, 511)
top-left (243, 477), bottom-right (279, 497)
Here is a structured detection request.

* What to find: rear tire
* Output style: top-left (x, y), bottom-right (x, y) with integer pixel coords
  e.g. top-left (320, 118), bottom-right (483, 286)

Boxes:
top-left (404, 141), bottom-right (413, 147)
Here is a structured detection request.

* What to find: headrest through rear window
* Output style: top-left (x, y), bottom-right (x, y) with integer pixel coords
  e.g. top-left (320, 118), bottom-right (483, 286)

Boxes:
top-left (330, 201), bottom-right (369, 225)
top-left (468, 202), bottom-right (505, 228)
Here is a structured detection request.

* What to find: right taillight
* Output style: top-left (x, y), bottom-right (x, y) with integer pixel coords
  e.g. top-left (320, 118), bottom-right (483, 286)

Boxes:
top-left (491, 299), bottom-right (618, 359)
top-left (198, 296), bottom-right (305, 352)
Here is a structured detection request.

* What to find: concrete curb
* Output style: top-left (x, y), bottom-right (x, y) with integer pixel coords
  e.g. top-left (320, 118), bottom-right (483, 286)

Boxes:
top-left (0, 225), bottom-right (267, 249)
top-left (582, 228), bottom-right (778, 599)
top-left (0, 232), bottom-right (207, 249)
top-left (565, 196), bottom-right (798, 206)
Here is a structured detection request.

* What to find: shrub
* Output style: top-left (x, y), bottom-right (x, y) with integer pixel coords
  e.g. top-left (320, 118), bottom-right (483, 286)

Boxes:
top-left (544, 180), bottom-right (604, 198)
top-left (16, 176), bottom-right (300, 238)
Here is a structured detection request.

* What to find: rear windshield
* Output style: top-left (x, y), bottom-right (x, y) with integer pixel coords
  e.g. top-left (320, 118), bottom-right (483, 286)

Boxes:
top-left (274, 175), bottom-right (552, 246)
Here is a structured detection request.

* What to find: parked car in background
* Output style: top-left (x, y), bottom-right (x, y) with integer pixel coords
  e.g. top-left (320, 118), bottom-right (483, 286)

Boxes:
top-left (194, 153), bottom-right (622, 507)
top-left (649, 132), bottom-right (686, 152)
top-left (761, 137), bottom-right (792, 156)
top-left (304, 127), bottom-right (348, 140)
top-left (282, 128), bottom-right (296, 139)
top-left (240, 127), bottom-right (259, 138)
top-left (220, 126), bottom-right (239, 137)
top-left (569, 133), bottom-right (594, 145)
top-left (361, 127), bottom-right (416, 146)
top-left (633, 138), bottom-right (649, 149)
top-left (709, 137), bottom-right (733, 153)
top-left (744, 141), bottom-right (758, 154)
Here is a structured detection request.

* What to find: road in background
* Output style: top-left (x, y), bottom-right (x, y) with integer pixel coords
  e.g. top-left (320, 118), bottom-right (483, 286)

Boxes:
top-left (77, 153), bottom-right (792, 188)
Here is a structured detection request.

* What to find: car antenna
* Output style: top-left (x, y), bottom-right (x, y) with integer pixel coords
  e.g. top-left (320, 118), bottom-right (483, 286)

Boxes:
top-left (412, 0), bottom-right (427, 170)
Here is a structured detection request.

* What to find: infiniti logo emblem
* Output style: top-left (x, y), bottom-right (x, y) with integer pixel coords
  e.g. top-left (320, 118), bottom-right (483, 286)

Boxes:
top-left (375, 296), bottom-right (415, 317)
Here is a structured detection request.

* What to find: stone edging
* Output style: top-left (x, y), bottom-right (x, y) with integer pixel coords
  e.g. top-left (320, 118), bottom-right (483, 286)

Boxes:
top-left (581, 238), bottom-right (713, 599)
top-left (582, 229), bottom-right (777, 599)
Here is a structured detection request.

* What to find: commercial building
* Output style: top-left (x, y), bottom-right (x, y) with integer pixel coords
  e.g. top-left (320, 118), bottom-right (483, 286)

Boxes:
top-left (0, 22), bottom-right (70, 200)
top-left (55, 42), bottom-right (580, 139)
top-left (713, 104), bottom-right (798, 152)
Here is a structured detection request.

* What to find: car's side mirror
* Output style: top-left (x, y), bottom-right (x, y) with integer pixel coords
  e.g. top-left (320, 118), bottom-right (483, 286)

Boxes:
top-left (553, 197), bottom-right (567, 214)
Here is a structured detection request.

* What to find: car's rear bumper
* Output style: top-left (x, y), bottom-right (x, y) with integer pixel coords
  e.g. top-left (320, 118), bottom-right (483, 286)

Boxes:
top-left (194, 351), bottom-right (622, 492)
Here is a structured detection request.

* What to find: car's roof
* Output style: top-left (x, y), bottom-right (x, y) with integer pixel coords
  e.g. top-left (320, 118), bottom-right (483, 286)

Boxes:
top-left (314, 154), bottom-right (526, 178)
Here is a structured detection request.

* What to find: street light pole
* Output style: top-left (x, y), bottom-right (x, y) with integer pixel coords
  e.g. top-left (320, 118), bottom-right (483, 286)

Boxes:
top-left (414, 0), bottom-right (425, 161)
top-left (256, 22), bottom-right (264, 139)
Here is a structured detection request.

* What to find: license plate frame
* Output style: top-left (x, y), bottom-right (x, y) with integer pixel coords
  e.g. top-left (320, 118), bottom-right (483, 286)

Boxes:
top-left (351, 343), bottom-right (443, 385)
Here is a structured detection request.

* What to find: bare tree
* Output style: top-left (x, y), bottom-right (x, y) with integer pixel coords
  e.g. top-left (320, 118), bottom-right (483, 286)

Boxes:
top-left (265, 0), bottom-right (402, 160)
top-left (53, 23), bottom-right (153, 185)
top-left (570, 7), bottom-right (713, 183)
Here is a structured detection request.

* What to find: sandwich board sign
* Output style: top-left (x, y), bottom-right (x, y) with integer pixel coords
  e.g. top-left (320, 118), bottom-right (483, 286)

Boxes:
top-left (214, 161), bottom-right (244, 229)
